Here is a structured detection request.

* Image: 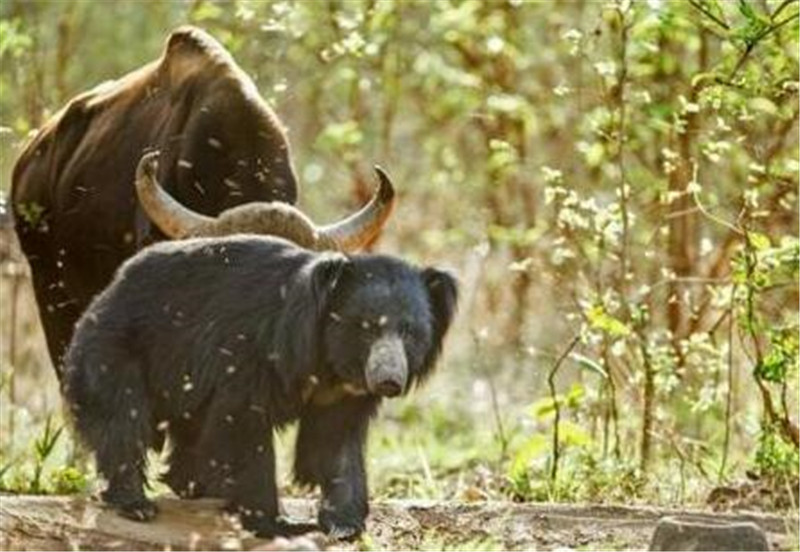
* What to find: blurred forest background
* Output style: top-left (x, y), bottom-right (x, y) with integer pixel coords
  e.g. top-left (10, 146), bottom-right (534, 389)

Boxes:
top-left (0, 0), bottom-right (798, 527)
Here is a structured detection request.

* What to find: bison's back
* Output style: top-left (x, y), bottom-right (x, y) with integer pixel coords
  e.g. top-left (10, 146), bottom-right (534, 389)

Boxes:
top-left (10, 26), bottom-right (277, 371)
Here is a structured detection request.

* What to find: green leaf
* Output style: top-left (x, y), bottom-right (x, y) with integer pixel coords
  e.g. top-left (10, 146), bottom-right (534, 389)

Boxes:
top-left (508, 434), bottom-right (548, 479)
top-left (703, 0), bottom-right (728, 25)
top-left (487, 224), bottom-right (544, 247)
top-left (49, 467), bottom-right (88, 494)
top-left (564, 384), bottom-right (585, 409)
top-left (486, 93), bottom-right (527, 114)
top-left (691, 72), bottom-right (716, 89)
top-left (0, 19), bottom-right (33, 59)
top-left (749, 232), bottom-right (771, 251)
top-left (529, 385), bottom-right (585, 420)
top-left (756, 326), bottom-right (799, 383)
top-left (736, 0), bottom-right (770, 25)
top-left (570, 353), bottom-right (609, 379)
top-left (586, 305), bottom-right (631, 337)
top-left (316, 121), bottom-right (364, 152)
top-left (559, 420), bottom-right (591, 448)
top-left (733, 0), bottom-right (771, 45)
top-left (191, 2), bottom-right (223, 22)
top-left (583, 142), bottom-right (605, 168)
top-left (748, 97), bottom-right (778, 115)
top-left (737, 0), bottom-right (757, 20)
top-left (16, 201), bottom-right (45, 227)
top-left (531, 396), bottom-right (558, 419)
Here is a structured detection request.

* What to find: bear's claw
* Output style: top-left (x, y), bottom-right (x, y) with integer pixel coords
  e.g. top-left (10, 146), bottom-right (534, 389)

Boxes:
top-left (116, 499), bottom-right (158, 522)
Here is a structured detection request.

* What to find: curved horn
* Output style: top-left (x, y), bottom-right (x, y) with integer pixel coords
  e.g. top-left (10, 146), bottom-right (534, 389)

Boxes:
top-left (135, 151), bottom-right (214, 239)
top-left (317, 166), bottom-right (396, 252)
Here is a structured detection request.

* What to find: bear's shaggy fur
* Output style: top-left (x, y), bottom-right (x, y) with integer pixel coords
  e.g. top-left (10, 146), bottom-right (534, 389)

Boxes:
top-left (62, 235), bottom-right (457, 538)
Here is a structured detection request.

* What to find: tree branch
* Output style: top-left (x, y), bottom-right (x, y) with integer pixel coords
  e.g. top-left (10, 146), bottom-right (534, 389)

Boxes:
top-left (770, 0), bottom-right (799, 20)
top-left (688, 0), bottom-right (730, 30)
top-left (756, 9), bottom-right (800, 42)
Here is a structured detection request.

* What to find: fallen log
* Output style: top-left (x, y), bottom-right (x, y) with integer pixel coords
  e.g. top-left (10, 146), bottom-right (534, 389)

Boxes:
top-left (0, 494), bottom-right (796, 551)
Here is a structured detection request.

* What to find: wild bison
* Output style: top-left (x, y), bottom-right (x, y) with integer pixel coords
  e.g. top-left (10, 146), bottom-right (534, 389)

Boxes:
top-left (12, 26), bottom-right (394, 376)
top-left (61, 235), bottom-right (457, 538)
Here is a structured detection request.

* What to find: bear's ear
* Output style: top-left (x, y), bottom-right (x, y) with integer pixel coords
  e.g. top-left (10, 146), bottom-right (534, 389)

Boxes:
top-left (307, 254), bottom-right (350, 316)
top-left (420, 267), bottom-right (458, 367)
top-left (273, 254), bottom-right (350, 389)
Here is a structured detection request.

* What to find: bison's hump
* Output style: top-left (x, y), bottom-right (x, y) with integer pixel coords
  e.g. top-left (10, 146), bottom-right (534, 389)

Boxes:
top-left (165, 26), bottom-right (230, 61)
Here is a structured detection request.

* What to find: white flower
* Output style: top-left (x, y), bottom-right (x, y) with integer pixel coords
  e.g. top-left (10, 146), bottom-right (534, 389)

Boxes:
top-left (541, 166), bottom-right (564, 184)
top-left (594, 61), bottom-right (617, 77)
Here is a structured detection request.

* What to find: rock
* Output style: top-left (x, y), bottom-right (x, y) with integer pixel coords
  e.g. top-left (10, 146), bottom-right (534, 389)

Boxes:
top-left (649, 515), bottom-right (769, 551)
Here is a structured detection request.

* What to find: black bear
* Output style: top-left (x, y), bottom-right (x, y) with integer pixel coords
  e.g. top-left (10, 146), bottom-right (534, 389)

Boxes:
top-left (61, 235), bottom-right (457, 538)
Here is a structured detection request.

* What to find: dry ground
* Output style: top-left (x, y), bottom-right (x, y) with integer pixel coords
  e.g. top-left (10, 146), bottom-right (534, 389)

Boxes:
top-left (1, 494), bottom-right (797, 551)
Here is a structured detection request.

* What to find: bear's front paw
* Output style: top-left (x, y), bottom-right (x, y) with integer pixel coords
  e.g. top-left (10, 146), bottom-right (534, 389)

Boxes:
top-left (318, 509), bottom-right (364, 541)
top-left (115, 499), bottom-right (158, 522)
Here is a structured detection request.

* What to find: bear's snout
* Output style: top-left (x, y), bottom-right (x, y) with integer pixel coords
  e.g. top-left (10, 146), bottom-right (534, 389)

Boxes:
top-left (365, 334), bottom-right (408, 397)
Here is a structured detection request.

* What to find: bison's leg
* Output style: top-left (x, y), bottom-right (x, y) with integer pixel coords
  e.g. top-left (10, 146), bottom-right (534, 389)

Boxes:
top-left (15, 229), bottom-right (83, 376)
top-left (294, 398), bottom-right (378, 540)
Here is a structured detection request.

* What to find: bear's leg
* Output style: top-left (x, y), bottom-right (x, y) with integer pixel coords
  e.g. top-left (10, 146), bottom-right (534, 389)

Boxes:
top-left (295, 397), bottom-right (378, 540)
top-left (102, 466), bottom-right (157, 522)
top-left (162, 416), bottom-right (208, 499)
top-left (67, 359), bottom-right (156, 521)
top-left (162, 444), bottom-right (200, 498)
top-left (192, 403), bottom-right (315, 537)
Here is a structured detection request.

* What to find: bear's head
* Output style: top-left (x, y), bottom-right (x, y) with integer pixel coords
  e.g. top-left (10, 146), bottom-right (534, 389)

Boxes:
top-left (275, 253), bottom-right (458, 400)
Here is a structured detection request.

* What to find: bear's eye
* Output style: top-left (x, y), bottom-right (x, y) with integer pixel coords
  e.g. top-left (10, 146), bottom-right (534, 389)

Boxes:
top-left (353, 319), bottom-right (379, 341)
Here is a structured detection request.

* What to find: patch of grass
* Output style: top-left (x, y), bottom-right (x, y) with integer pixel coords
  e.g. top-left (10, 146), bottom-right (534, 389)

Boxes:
top-left (754, 425), bottom-right (800, 482)
top-left (506, 448), bottom-right (638, 503)
top-left (368, 398), bottom-right (502, 500)
top-left (0, 414), bottom-right (88, 495)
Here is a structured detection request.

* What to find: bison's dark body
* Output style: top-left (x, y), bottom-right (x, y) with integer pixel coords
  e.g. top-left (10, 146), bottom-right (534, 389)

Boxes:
top-left (12, 27), bottom-right (298, 373)
top-left (62, 236), bottom-right (457, 538)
